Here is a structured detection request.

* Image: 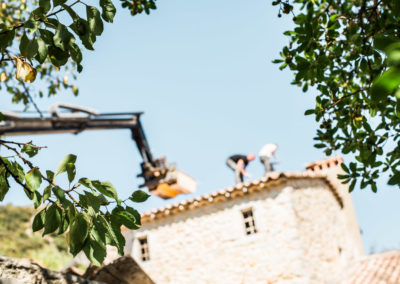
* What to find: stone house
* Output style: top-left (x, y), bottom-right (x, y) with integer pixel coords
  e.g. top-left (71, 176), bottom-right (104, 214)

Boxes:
top-left (122, 157), bottom-right (365, 284)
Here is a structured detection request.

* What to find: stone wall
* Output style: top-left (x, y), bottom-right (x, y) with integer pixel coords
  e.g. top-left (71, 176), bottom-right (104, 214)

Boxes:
top-left (125, 177), bottom-right (362, 284)
top-left (0, 256), bottom-right (99, 284)
top-left (290, 179), bottom-right (362, 283)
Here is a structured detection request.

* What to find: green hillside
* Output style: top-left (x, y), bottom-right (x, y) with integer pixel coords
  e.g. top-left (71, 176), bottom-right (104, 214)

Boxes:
top-left (0, 204), bottom-right (72, 270)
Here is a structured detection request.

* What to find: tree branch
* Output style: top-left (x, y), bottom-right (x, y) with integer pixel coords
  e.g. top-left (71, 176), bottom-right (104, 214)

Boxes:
top-left (0, 140), bottom-right (81, 207)
top-left (21, 81), bottom-right (43, 118)
top-left (0, 142), bottom-right (35, 168)
top-left (0, 157), bottom-right (33, 194)
top-left (320, 89), bottom-right (364, 113)
top-left (0, 0), bottom-right (81, 35)
top-left (0, 140), bottom-right (47, 150)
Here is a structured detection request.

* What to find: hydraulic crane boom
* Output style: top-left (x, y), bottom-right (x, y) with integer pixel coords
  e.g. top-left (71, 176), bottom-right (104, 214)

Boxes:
top-left (0, 103), bottom-right (196, 199)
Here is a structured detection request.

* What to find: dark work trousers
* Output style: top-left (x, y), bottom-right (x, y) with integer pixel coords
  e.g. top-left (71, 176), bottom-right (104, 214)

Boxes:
top-left (226, 158), bottom-right (243, 184)
top-left (260, 156), bottom-right (273, 174)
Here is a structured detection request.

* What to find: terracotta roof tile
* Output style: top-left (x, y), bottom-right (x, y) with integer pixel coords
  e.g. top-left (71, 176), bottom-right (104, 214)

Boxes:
top-left (137, 171), bottom-right (343, 225)
top-left (305, 156), bottom-right (343, 172)
top-left (341, 251), bottom-right (400, 284)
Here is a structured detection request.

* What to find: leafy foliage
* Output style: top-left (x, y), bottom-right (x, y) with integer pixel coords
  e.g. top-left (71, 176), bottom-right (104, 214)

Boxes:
top-left (0, 147), bottom-right (147, 265)
top-left (0, 0), bottom-right (156, 108)
top-left (0, 1), bottom-right (159, 265)
top-left (274, 0), bottom-right (400, 191)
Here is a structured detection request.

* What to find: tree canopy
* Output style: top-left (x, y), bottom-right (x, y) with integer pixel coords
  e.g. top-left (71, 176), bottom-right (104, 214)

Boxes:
top-left (274, 0), bottom-right (400, 192)
top-left (0, 0), bottom-right (155, 265)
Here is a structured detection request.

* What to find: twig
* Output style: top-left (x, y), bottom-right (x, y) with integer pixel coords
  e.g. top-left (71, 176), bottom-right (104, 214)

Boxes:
top-left (320, 89), bottom-right (364, 112)
top-left (0, 141), bottom-right (81, 206)
top-left (0, 158), bottom-right (33, 194)
top-left (0, 140), bottom-right (47, 149)
top-left (22, 82), bottom-right (43, 118)
top-left (0, 0), bottom-right (82, 35)
top-left (41, 174), bottom-right (81, 206)
top-left (0, 142), bottom-right (34, 168)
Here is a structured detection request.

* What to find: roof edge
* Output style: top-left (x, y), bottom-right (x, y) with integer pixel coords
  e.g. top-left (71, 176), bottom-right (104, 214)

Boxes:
top-left (136, 171), bottom-right (343, 226)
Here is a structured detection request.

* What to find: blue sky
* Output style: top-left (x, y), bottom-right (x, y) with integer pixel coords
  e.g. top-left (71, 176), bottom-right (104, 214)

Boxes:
top-left (1, 0), bottom-right (400, 253)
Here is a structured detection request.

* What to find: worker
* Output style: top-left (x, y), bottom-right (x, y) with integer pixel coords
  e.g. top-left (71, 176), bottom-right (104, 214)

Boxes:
top-left (226, 153), bottom-right (256, 184)
top-left (259, 143), bottom-right (278, 174)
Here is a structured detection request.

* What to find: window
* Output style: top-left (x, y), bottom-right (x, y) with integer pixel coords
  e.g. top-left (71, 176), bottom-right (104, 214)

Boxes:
top-left (138, 236), bottom-right (150, 261)
top-left (241, 208), bottom-right (257, 235)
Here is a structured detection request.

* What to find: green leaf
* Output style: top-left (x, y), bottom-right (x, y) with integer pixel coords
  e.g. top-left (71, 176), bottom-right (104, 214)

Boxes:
top-left (0, 30), bottom-right (15, 52)
top-left (53, 23), bottom-right (71, 51)
top-left (304, 109), bottom-right (314, 116)
top-left (92, 180), bottom-right (117, 199)
top-left (69, 19), bottom-right (95, 50)
top-left (115, 209), bottom-right (139, 230)
top-left (46, 170), bottom-right (55, 182)
top-left (11, 161), bottom-right (25, 183)
top-left (66, 163), bottom-right (76, 183)
top-left (99, 215), bottom-right (124, 255)
top-left (349, 179), bottom-right (357, 193)
top-left (37, 37), bottom-right (48, 64)
top-left (374, 35), bottom-right (399, 52)
top-left (43, 185), bottom-right (52, 201)
top-left (97, 194), bottom-right (110, 205)
top-left (61, 4), bottom-right (79, 19)
top-left (19, 33), bottom-right (29, 56)
top-left (0, 167), bottom-right (9, 201)
top-left (21, 144), bottom-right (39, 158)
top-left (24, 18), bottom-right (38, 31)
top-left (33, 191), bottom-right (42, 209)
top-left (19, 34), bottom-right (38, 60)
top-left (313, 143), bottom-right (325, 149)
top-left (85, 191), bottom-right (101, 211)
top-left (78, 177), bottom-right (93, 190)
top-left (48, 46), bottom-right (69, 66)
top-left (83, 237), bottom-right (106, 266)
top-left (126, 206), bottom-right (141, 225)
top-left (69, 41), bottom-right (82, 63)
top-left (52, 186), bottom-right (66, 202)
top-left (341, 163), bottom-right (349, 173)
top-left (25, 168), bottom-right (42, 191)
top-left (44, 18), bottom-right (59, 29)
top-left (371, 68), bottom-right (400, 101)
top-left (56, 154), bottom-right (77, 175)
top-left (43, 204), bottom-right (62, 236)
top-left (53, 0), bottom-right (67, 7)
top-left (32, 209), bottom-right (46, 232)
top-left (31, 7), bottom-right (47, 17)
top-left (371, 182), bottom-right (377, 193)
top-left (100, 0), bottom-right (116, 23)
top-left (39, 29), bottom-right (55, 45)
top-left (58, 214), bottom-right (69, 235)
top-left (130, 190), bottom-right (150, 202)
top-left (388, 172), bottom-right (400, 185)
top-left (86, 6), bottom-right (104, 36)
top-left (39, 0), bottom-right (51, 13)
top-left (69, 213), bottom-right (90, 256)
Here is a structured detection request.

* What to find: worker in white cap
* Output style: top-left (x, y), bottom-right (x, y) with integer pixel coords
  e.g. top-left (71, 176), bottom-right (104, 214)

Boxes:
top-left (259, 144), bottom-right (278, 174)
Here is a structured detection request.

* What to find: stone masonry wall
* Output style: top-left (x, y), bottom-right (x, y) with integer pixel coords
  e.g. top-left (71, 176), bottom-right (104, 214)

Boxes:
top-left (125, 179), bottom-right (358, 284)
top-left (290, 179), bottom-right (361, 283)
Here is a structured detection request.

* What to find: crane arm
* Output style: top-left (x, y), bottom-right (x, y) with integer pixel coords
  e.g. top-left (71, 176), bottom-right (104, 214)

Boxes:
top-left (0, 104), bottom-right (172, 192)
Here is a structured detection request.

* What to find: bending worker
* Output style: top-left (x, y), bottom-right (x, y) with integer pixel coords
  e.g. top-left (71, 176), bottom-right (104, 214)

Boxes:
top-left (226, 153), bottom-right (256, 184)
top-left (259, 143), bottom-right (278, 174)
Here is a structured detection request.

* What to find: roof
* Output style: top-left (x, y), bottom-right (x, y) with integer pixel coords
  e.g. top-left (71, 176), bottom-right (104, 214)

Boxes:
top-left (139, 157), bottom-right (345, 224)
top-left (305, 156), bottom-right (343, 172)
top-left (341, 251), bottom-right (400, 284)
